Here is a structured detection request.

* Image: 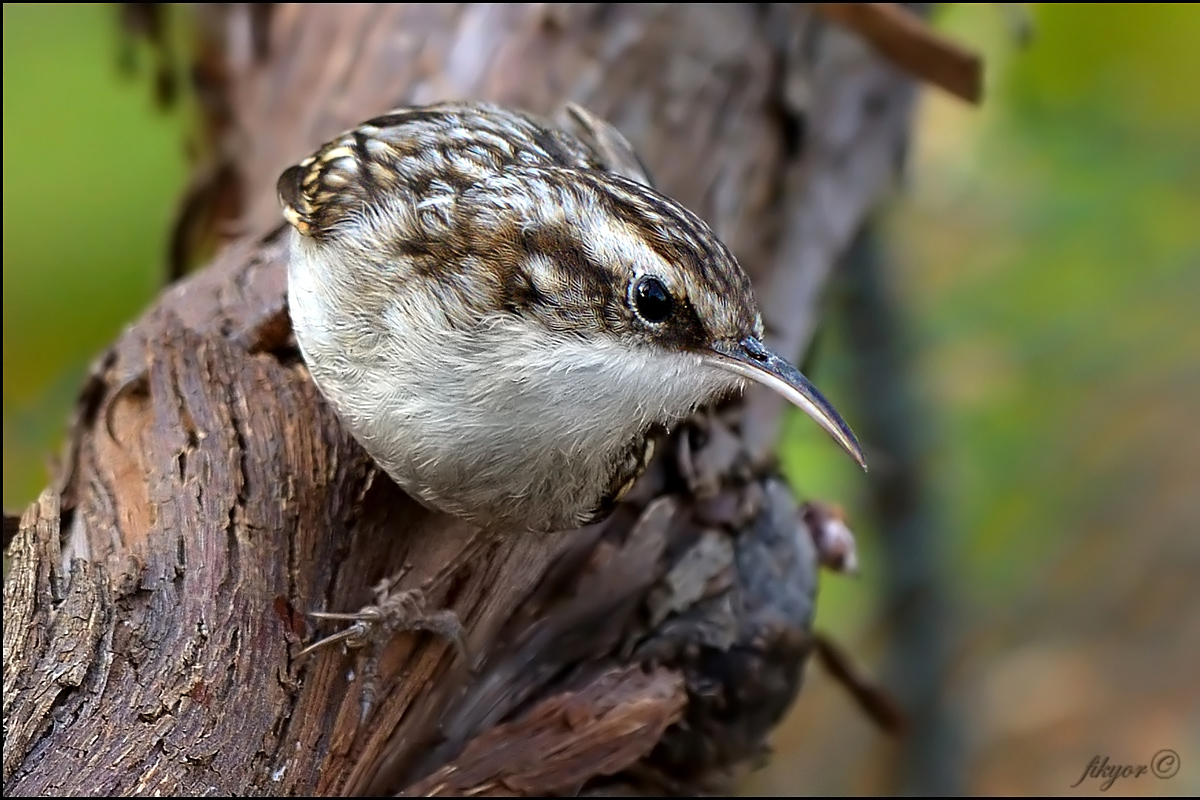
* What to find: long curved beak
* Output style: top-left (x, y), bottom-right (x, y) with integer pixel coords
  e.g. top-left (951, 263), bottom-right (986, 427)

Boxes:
top-left (704, 337), bottom-right (867, 470)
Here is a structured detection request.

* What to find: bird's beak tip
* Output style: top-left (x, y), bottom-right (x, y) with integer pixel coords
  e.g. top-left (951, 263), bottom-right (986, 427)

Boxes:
top-left (705, 337), bottom-right (867, 471)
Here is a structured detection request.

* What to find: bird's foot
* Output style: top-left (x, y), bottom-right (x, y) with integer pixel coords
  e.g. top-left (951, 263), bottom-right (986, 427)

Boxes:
top-left (298, 575), bottom-right (465, 721)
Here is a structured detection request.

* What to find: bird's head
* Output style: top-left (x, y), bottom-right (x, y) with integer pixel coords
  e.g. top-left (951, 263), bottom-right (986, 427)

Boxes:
top-left (458, 166), bottom-right (868, 471)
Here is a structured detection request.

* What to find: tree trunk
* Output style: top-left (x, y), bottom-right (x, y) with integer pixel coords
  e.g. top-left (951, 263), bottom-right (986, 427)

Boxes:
top-left (3, 4), bottom-right (924, 795)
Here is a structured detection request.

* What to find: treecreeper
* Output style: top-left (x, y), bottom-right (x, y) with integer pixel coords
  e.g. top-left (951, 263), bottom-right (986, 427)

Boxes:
top-left (277, 100), bottom-right (866, 668)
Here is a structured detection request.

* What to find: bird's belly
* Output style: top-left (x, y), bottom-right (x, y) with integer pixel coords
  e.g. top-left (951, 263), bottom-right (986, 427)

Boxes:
top-left (329, 381), bottom-right (643, 532)
top-left (292, 318), bottom-right (650, 532)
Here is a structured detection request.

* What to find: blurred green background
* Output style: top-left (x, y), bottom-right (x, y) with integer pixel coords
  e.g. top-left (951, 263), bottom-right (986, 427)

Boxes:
top-left (4, 4), bottom-right (1198, 795)
top-left (3, 3), bottom-right (185, 502)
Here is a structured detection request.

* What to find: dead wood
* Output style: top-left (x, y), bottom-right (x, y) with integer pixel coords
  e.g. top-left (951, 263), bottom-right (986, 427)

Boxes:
top-left (3, 4), bottom-right (923, 795)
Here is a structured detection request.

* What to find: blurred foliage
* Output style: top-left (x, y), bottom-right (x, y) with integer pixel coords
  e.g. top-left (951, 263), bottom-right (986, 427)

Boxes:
top-left (3, 3), bottom-right (1198, 795)
top-left (768, 3), bottom-right (1200, 795)
top-left (3, 3), bottom-right (186, 508)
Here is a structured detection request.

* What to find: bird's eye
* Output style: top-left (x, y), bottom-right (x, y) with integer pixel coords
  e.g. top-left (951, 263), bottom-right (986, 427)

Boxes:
top-left (631, 276), bottom-right (673, 324)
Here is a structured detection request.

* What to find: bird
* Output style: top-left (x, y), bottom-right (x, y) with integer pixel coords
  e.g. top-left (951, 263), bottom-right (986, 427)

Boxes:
top-left (278, 100), bottom-right (865, 671)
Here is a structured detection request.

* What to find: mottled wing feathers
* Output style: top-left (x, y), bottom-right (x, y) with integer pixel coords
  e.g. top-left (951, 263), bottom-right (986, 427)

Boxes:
top-left (279, 102), bottom-right (613, 240)
top-left (559, 102), bottom-right (655, 187)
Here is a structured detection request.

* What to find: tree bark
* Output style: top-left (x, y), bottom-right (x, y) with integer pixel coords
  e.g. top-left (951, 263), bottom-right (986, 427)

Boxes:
top-left (3, 4), bottom-right (921, 795)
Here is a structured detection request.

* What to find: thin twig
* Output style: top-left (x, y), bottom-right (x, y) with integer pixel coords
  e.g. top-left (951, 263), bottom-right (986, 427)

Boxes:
top-left (815, 3), bottom-right (983, 104)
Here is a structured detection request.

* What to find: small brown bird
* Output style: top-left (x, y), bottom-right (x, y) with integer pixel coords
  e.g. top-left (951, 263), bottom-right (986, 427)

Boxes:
top-left (278, 101), bottom-right (864, 665)
top-left (280, 101), bottom-right (863, 530)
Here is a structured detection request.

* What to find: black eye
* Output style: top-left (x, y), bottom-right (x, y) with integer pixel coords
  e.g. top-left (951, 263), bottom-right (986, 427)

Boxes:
top-left (632, 276), bottom-right (673, 324)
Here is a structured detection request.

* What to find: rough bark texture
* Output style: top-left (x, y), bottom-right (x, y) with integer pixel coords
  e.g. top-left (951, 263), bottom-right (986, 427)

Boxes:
top-left (3, 4), bottom-right (919, 795)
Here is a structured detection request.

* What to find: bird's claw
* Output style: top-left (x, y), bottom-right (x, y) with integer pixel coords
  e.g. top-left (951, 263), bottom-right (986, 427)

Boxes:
top-left (297, 579), bottom-right (466, 721)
